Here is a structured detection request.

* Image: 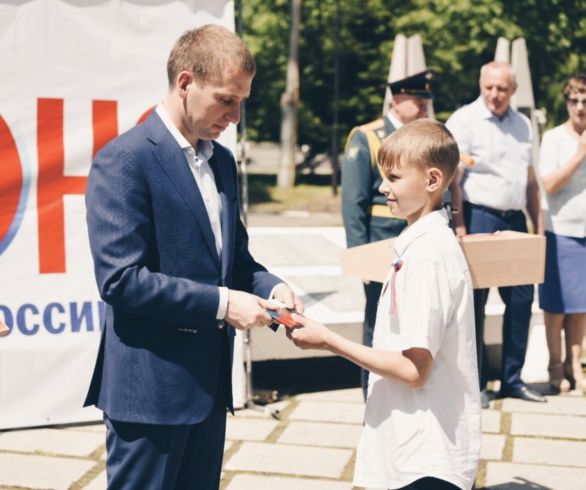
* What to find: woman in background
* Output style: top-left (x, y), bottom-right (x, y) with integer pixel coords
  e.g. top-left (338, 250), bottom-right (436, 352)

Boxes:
top-left (539, 74), bottom-right (586, 394)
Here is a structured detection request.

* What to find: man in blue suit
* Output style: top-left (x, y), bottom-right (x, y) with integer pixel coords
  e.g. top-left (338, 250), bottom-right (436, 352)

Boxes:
top-left (85, 25), bottom-right (302, 489)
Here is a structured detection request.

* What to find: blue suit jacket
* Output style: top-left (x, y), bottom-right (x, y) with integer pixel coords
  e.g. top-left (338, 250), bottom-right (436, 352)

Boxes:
top-left (84, 112), bottom-right (280, 425)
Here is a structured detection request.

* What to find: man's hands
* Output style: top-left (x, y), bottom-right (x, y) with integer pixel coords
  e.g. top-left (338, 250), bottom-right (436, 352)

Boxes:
top-left (224, 283), bottom-right (304, 331)
top-left (225, 290), bottom-right (273, 330)
top-left (272, 283), bottom-right (304, 314)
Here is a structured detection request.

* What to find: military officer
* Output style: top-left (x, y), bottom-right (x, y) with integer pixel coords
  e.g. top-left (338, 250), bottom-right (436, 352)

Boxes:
top-left (341, 69), bottom-right (436, 397)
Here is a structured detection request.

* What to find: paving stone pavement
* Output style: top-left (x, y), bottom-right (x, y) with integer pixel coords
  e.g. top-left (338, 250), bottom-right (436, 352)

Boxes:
top-left (2, 387), bottom-right (586, 490)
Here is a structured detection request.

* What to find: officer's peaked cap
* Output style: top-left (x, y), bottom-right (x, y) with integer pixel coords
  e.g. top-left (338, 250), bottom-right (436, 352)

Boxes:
top-left (388, 69), bottom-right (436, 99)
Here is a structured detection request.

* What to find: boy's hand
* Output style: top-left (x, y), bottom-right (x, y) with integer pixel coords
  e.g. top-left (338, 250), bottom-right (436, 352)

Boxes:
top-left (286, 315), bottom-right (331, 350)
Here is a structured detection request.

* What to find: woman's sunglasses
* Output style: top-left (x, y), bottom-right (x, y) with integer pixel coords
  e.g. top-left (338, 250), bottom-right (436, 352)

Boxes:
top-left (566, 97), bottom-right (586, 107)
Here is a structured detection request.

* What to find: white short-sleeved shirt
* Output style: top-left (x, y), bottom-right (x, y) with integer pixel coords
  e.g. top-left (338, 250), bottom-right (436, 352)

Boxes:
top-left (446, 97), bottom-right (533, 211)
top-left (538, 124), bottom-right (586, 238)
top-left (353, 210), bottom-right (481, 490)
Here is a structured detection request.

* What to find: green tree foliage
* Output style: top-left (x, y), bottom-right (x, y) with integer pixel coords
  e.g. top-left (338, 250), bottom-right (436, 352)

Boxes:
top-left (393, 0), bottom-right (523, 120)
top-left (243, 0), bottom-right (586, 155)
top-left (502, 0), bottom-right (586, 125)
top-left (241, 0), bottom-right (290, 142)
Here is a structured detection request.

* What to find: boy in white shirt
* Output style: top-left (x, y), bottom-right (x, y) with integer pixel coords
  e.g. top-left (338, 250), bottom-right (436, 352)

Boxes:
top-left (288, 119), bottom-right (481, 490)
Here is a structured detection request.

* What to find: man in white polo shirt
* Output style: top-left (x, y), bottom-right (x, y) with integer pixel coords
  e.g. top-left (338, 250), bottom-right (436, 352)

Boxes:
top-left (446, 61), bottom-right (545, 408)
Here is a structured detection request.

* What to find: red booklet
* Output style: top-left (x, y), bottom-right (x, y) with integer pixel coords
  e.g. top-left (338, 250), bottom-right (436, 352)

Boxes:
top-left (267, 308), bottom-right (301, 329)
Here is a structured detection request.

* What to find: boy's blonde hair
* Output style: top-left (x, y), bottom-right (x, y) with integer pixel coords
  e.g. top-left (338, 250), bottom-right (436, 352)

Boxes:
top-left (378, 119), bottom-right (460, 187)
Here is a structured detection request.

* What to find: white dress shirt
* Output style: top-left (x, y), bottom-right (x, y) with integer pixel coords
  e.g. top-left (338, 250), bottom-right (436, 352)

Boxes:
top-left (155, 104), bottom-right (228, 319)
top-left (386, 110), bottom-right (404, 130)
top-left (446, 97), bottom-right (533, 211)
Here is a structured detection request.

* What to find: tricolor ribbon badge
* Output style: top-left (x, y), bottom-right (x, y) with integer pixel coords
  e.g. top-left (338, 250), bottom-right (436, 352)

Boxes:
top-left (390, 257), bottom-right (403, 315)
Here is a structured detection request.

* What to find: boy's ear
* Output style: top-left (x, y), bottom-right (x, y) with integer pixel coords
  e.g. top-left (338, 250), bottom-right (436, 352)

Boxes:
top-left (426, 168), bottom-right (443, 192)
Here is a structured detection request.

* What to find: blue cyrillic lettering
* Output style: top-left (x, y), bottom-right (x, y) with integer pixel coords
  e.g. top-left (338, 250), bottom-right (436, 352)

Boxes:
top-left (70, 301), bottom-right (94, 332)
top-left (44, 302), bottom-right (66, 334)
top-left (17, 304), bottom-right (40, 335)
top-left (3, 301), bottom-right (104, 336)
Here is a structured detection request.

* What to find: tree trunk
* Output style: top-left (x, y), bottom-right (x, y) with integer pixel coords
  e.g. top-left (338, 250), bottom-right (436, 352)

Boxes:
top-left (278, 0), bottom-right (302, 189)
top-left (330, 0), bottom-right (340, 196)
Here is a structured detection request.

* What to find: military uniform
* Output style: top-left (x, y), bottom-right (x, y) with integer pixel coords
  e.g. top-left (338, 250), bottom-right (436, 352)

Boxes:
top-left (342, 116), bottom-right (407, 247)
top-left (341, 70), bottom-right (435, 396)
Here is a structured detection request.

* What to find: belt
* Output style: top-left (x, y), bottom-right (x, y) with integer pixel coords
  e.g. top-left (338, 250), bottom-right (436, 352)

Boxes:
top-left (369, 204), bottom-right (401, 219)
top-left (466, 201), bottom-right (523, 219)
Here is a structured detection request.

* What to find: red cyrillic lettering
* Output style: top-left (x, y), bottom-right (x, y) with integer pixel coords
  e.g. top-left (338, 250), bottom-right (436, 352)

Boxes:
top-left (0, 115), bottom-right (22, 247)
top-left (37, 98), bottom-right (87, 273)
top-left (93, 100), bottom-right (118, 158)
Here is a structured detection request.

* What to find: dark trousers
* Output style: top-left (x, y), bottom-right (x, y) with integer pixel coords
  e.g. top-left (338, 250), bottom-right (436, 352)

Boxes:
top-left (104, 340), bottom-right (230, 490)
top-left (396, 476), bottom-right (460, 489)
top-left (104, 401), bottom-right (227, 490)
top-left (464, 202), bottom-right (534, 390)
top-left (361, 281), bottom-right (382, 398)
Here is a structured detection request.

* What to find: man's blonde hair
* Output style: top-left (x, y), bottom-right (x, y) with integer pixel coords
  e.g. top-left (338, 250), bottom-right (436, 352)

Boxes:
top-left (167, 25), bottom-right (256, 86)
top-left (378, 119), bottom-right (460, 186)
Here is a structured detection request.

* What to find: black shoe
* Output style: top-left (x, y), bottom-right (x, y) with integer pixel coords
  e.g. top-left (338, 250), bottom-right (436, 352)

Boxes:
top-left (499, 385), bottom-right (547, 403)
top-left (480, 389), bottom-right (490, 409)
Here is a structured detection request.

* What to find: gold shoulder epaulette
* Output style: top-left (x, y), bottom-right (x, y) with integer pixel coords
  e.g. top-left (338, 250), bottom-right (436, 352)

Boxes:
top-left (359, 118), bottom-right (385, 132)
top-left (344, 118), bottom-right (385, 153)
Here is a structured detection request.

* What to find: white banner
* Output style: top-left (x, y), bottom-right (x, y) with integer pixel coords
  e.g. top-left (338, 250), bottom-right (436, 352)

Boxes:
top-left (0, 0), bottom-right (245, 430)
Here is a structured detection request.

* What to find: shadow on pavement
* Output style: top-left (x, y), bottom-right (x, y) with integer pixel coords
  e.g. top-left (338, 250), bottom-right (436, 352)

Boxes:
top-left (482, 477), bottom-right (553, 489)
top-left (253, 356), bottom-right (360, 400)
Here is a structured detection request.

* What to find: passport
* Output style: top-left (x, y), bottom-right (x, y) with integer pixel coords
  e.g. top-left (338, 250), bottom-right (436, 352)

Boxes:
top-left (267, 307), bottom-right (301, 330)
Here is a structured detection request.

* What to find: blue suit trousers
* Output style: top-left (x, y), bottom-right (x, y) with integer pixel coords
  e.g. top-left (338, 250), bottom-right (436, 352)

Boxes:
top-left (103, 339), bottom-right (230, 490)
